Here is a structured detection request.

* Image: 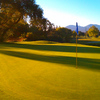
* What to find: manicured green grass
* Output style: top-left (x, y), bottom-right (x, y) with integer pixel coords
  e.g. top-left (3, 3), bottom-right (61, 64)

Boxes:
top-left (71, 37), bottom-right (100, 46)
top-left (0, 41), bottom-right (100, 100)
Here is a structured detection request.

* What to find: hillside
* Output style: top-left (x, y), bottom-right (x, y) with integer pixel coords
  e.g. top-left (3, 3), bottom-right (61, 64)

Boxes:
top-left (66, 24), bottom-right (100, 32)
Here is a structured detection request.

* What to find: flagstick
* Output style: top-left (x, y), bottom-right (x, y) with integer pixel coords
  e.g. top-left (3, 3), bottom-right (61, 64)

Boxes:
top-left (76, 34), bottom-right (77, 69)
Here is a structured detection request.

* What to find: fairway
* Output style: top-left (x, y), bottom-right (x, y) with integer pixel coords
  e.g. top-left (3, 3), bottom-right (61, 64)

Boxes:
top-left (0, 41), bottom-right (100, 100)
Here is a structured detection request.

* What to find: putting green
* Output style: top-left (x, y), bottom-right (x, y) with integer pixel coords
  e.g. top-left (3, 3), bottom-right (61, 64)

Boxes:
top-left (0, 41), bottom-right (100, 100)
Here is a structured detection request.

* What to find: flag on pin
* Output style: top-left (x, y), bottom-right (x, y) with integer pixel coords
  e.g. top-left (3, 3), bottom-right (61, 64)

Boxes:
top-left (76, 22), bottom-right (78, 35)
top-left (75, 22), bottom-right (78, 69)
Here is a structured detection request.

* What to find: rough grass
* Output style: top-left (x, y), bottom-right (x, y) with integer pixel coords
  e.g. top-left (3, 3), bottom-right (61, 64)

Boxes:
top-left (0, 41), bottom-right (100, 100)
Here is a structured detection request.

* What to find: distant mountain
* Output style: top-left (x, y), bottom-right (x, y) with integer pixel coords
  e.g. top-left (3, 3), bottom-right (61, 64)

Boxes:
top-left (66, 24), bottom-right (100, 32)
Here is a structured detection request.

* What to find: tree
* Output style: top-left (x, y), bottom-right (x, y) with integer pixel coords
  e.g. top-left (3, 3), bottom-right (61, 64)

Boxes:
top-left (72, 30), bottom-right (76, 38)
top-left (79, 31), bottom-right (85, 36)
top-left (48, 27), bottom-right (72, 42)
top-left (31, 18), bottom-right (54, 31)
top-left (87, 25), bottom-right (99, 37)
top-left (11, 22), bottom-right (29, 38)
top-left (29, 18), bottom-right (55, 40)
top-left (0, 0), bottom-right (43, 42)
top-left (99, 31), bottom-right (100, 36)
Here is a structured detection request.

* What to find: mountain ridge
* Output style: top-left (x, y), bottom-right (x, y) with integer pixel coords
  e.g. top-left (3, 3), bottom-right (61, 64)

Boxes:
top-left (66, 24), bottom-right (100, 32)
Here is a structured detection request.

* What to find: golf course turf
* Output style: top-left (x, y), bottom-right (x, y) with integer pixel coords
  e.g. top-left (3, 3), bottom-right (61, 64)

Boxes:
top-left (0, 41), bottom-right (100, 100)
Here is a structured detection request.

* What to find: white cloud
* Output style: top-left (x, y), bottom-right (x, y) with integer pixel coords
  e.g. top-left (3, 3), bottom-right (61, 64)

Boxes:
top-left (43, 9), bottom-right (95, 27)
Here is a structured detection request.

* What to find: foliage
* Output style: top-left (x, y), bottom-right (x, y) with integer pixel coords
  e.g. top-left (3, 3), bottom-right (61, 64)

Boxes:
top-left (48, 27), bottom-right (72, 42)
top-left (99, 31), bottom-right (100, 36)
top-left (26, 18), bottom-right (55, 41)
top-left (31, 18), bottom-right (55, 32)
top-left (87, 25), bottom-right (99, 37)
top-left (72, 30), bottom-right (76, 38)
top-left (79, 31), bottom-right (85, 36)
top-left (9, 21), bottom-right (29, 39)
top-left (72, 30), bottom-right (85, 38)
top-left (0, 0), bottom-right (43, 42)
top-left (26, 26), bottom-right (47, 41)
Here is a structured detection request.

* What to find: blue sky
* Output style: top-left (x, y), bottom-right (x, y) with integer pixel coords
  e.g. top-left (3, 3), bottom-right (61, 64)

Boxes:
top-left (36, 0), bottom-right (100, 27)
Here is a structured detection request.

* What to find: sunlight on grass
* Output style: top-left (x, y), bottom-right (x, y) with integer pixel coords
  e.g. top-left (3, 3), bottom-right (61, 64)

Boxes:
top-left (15, 40), bottom-right (100, 48)
top-left (0, 48), bottom-right (100, 60)
top-left (78, 39), bottom-right (100, 41)
top-left (0, 41), bottom-right (100, 100)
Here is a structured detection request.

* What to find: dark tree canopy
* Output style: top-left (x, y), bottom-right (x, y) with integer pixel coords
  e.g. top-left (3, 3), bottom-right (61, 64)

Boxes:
top-left (47, 27), bottom-right (72, 43)
top-left (0, 0), bottom-right (43, 18)
top-left (0, 0), bottom-right (43, 41)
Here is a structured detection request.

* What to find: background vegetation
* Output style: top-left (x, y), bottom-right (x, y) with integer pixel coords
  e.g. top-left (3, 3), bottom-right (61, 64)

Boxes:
top-left (0, 1), bottom-right (100, 100)
top-left (0, 0), bottom-right (99, 43)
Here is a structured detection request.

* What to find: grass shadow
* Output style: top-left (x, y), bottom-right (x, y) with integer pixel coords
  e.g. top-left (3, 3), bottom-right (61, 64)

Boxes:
top-left (0, 50), bottom-right (100, 72)
top-left (0, 42), bottom-right (100, 53)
